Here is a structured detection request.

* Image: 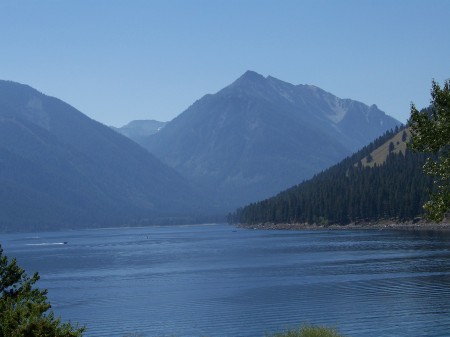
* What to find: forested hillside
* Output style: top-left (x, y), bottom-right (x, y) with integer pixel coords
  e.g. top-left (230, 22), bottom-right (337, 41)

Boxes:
top-left (230, 127), bottom-right (433, 225)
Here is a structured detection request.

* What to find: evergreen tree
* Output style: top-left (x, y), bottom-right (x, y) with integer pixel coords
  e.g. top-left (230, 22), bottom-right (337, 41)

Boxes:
top-left (389, 141), bottom-right (395, 153)
top-left (402, 130), bottom-right (408, 142)
top-left (0, 245), bottom-right (85, 337)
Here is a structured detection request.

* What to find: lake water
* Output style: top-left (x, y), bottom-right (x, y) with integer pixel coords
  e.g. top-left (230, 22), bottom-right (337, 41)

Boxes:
top-left (2, 224), bottom-right (450, 337)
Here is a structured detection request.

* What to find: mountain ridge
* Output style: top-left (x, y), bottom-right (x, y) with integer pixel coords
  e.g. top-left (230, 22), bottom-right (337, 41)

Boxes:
top-left (0, 80), bottom-right (207, 232)
top-left (143, 71), bottom-right (401, 211)
top-left (111, 119), bottom-right (166, 144)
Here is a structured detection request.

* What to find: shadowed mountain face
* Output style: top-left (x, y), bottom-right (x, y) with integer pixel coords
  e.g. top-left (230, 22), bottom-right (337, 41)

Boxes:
top-left (0, 81), bottom-right (205, 232)
top-left (143, 71), bottom-right (401, 211)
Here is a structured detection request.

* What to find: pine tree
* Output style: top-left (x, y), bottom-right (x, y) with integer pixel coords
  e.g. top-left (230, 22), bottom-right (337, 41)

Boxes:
top-left (0, 245), bottom-right (85, 337)
top-left (389, 141), bottom-right (395, 153)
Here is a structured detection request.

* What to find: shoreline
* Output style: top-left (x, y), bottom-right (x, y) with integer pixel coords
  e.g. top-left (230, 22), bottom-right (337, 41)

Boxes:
top-left (236, 220), bottom-right (450, 232)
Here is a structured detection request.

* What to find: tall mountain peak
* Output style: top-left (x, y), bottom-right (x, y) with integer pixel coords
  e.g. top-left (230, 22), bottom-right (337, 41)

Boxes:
top-left (229, 70), bottom-right (267, 88)
top-left (240, 70), bottom-right (266, 81)
top-left (143, 72), bottom-right (401, 211)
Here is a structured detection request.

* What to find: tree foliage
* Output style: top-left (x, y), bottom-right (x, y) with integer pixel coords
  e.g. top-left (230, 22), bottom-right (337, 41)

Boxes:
top-left (267, 325), bottom-right (346, 337)
top-left (409, 80), bottom-right (450, 221)
top-left (0, 245), bottom-right (85, 337)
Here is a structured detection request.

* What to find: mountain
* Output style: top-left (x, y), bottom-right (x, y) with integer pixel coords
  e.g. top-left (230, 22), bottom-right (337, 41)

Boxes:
top-left (111, 120), bottom-right (166, 144)
top-left (0, 80), bottom-right (206, 232)
top-left (229, 127), bottom-right (432, 226)
top-left (143, 70), bottom-right (401, 211)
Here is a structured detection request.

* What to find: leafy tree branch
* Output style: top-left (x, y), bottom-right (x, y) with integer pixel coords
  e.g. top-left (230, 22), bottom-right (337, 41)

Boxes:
top-left (409, 79), bottom-right (450, 221)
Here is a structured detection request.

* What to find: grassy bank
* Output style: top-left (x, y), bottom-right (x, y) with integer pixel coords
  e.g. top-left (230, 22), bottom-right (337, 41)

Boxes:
top-left (266, 325), bottom-right (346, 337)
top-left (123, 325), bottom-right (346, 337)
top-left (237, 220), bottom-right (450, 232)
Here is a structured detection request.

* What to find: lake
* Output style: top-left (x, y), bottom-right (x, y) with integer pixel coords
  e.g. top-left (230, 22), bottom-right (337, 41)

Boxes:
top-left (2, 224), bottom-right (450, 337)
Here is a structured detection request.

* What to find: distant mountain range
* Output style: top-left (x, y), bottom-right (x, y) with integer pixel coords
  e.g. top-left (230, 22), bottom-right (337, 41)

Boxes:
top-left (0, 80), bottom-right (205, 232)
top-left (143, 71), bottom-right (401, 211)
top-left (0, 72), bottom-right (403, 231)
top-left (111, 120), bottom-right (166, 144)
top-left (230, 126), bottom-right (432, 226)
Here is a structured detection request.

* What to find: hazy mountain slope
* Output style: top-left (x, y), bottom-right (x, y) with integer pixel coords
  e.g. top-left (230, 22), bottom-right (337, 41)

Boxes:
top-left (0, 80), bottom-right (204, 231)
top-left (144, 71), bottom-right (401, 211)
top-left (111, 120), bottom-right (166, 144)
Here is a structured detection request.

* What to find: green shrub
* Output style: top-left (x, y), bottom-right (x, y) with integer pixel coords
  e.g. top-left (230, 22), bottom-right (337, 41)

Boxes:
top-left (267, 325), bottom-right (346, 337)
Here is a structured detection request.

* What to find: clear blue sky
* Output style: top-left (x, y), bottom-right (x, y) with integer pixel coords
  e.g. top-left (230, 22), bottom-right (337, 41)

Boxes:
top-left (1, 0), bottom-right (449, 126)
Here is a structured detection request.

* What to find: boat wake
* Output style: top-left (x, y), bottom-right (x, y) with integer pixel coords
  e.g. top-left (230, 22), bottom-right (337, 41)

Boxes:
top-left (25, 242), bottom-right (68, 246)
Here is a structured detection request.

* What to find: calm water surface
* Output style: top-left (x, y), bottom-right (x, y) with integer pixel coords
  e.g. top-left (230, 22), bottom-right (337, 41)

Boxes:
top-left (2, 224), bottom-right (450, 337)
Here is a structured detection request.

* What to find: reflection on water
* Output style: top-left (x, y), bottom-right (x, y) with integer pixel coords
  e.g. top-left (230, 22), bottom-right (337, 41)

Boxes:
top-left (2, 224), bottom-right (450, 337)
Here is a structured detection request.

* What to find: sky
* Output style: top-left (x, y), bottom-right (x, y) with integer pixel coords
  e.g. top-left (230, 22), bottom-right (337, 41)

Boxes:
top-left (0, 0), bottom-right (449, 127)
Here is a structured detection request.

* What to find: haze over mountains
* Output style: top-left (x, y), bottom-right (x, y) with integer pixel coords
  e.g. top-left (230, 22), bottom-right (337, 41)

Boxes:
top-left (0, 71), bottom-right (402, 231)
top-left (0, 80), bottom-right (205, 231)
top-left (143, 71), bottom-right (401, 210)
top-left (111, 120), bottom-right (166, 144)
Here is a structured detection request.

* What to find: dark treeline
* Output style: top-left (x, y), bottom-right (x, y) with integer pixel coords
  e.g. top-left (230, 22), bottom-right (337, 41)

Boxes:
top-left (229, 127), bottom-right (433, 225)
